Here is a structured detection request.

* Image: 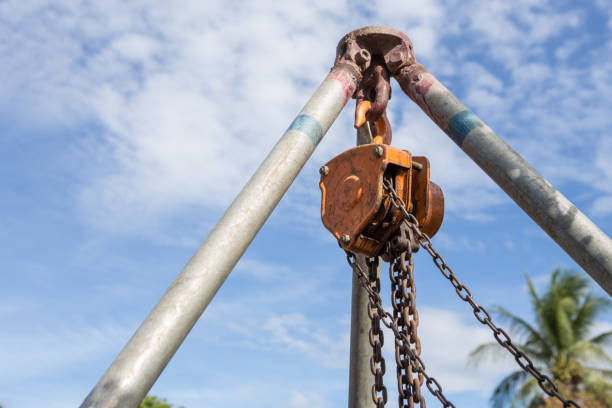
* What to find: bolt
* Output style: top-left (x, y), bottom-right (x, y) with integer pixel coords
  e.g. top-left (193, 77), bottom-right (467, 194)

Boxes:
top-left (319, 165), bottom-right (329, 176)
top-left (340, 234), bottom-right (351, 245)
top-left (387, 47), bottom-right (407, 73)
top-left (355, 49), bottom-right (371, 69)
top-left (374, 146), bottom-right (384, 157)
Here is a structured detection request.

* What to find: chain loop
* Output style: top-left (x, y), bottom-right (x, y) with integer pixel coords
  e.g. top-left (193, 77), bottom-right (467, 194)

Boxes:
top-left (346, 253), bottom-right (456, 408)
top-left (382, 179), bottom-right (581, 408)
top-left (366, 256), bottom-right (388, 408)
top-left (388, 236), bottom-right (425, 407)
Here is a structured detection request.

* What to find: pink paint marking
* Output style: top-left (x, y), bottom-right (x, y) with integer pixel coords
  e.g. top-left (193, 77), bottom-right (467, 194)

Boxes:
top-left (415, 72), bottom-right (435, 96)
top-left (326, 67), bottom-right (357, 104)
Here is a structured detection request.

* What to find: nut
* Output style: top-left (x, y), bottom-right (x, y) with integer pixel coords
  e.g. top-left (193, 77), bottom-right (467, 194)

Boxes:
top-left (386, 48), bottom-right (406, 73)
top-left (340, 234), bottom-right (351, 245)
top-left (319, 165), bottom-right (329, 176)
top-left (374, 146), bottom-right (384, 157)
top-left (355, 49), bottom-right (371, 69)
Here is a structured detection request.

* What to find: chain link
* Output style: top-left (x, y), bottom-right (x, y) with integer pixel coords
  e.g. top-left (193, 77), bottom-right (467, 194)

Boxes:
top-left (382, 179), bottom-right (581, 408)
top-left (366, 256), bottom-right (389, 408)
top-left (389, 247), bottom-right (425, 407)
top-left (347, 252), bottom-right (456, 408)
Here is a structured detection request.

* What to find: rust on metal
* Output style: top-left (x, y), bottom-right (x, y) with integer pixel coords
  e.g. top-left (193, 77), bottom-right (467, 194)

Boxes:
top-left (321, 26), bottom-right (444, 257)
top-left (320, 144), bottom-right (411, 256)
top-left (335, 26), bottom-right (416, 145)
top-left (411, 156), bottom-right (444, 237)
top-left (320, 145), bottom-right (444, 257)
top-left (334, 26), bottom-right (415, 77)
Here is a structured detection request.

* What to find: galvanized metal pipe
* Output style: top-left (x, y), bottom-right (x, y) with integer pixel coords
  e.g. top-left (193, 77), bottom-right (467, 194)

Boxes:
top-left (347, 126), bottom-right (378, 408)
top-left (394, 63), bottom-right (612, 296)
top-left (80, 63), bottom-right (361, 408)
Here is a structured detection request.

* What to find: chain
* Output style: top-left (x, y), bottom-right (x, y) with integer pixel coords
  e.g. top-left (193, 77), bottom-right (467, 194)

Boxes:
top-left (382, 179), bottom-right (581, 408)
top-left (366, 256), bottom-right (388, 408)
top-left (346, 252), bottom-right (456, 407)
top-left (388, 232), bottom-right (425, 407)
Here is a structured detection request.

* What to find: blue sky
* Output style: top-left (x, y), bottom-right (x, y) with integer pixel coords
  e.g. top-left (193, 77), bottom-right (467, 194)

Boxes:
top-left (2, 1), bottom-right (612, 407)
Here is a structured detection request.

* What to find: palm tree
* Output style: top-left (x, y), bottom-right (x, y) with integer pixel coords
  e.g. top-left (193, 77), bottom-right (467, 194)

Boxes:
top-left (469, 268), bottom-right (612, 407)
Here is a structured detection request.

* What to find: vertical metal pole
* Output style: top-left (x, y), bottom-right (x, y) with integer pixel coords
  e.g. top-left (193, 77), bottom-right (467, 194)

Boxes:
top-left (347, 125), bottom-right (378, 408)
top-left (394, 63), bottom-right (612, 296)
top-left (80, 63), bottom-right (361, 408)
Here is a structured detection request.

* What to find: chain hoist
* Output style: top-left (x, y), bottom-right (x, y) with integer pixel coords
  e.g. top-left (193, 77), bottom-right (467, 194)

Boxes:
top-left (318, 61), bottom-right (580, 407)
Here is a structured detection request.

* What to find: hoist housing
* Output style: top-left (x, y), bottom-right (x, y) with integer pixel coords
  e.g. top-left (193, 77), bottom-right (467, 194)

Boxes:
top-left (320, 143), bottom-right (444, 257)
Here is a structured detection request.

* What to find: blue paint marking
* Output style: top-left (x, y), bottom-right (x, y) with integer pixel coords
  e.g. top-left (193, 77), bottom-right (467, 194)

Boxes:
top-left (287, 114), bottom-right (323, 146)
top-left (448, 110), bottom-right (482, 146)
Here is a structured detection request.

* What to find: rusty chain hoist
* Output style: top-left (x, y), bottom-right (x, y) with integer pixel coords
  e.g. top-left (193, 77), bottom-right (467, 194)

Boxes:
top-left (319, 62), bottom-right (580, 406)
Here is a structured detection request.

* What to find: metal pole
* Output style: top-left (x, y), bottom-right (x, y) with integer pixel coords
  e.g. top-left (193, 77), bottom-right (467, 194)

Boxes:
top-left (347, 126), bottom-right (378, 408)
top-left (393, 63), bottom-right (612, 296)
top-left (80, 63), bottom-right (361, 408)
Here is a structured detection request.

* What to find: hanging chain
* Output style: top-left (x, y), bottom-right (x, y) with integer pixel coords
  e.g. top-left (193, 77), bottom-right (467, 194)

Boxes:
top-left (366, 256), bottom-right (389, 408)
top-left (347, 253), bottom-right (456, 407)
top-left (389, 249), bottom-right (425, 408)
top-left (382, 179), bottom-right (581, 408)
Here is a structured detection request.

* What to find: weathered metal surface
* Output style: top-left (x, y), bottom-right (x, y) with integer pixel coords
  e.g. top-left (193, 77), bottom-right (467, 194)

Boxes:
top-left (383, 180), bottom-right (580, 407)
top-left (335, 26), bottom-right (414, 146)
top-left (354, 62), bottom-right (392, 143)
top-left (411, 156), bottom-right (444, 237)
top-left (392, 58), bottom-right (612, 297)
top-left (320, 146), bottom-right (444, 257)
top-left (80, 62), bottom-right (361, 408)
top-left (346, 247), bottom-right (452, 407)
top-left (347, 120), bottom-right (380, 408)
top-left (320, 144), bottom-right (412, 256)
top-left (337, 25), bottom-right (612, 296)
top-left (335, 26), bottom-right (415, 78)
top-left (348, 253), bottom-right (379, 408)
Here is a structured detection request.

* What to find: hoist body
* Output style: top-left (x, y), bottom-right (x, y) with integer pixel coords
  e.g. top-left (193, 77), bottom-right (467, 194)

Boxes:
top-left (320, 143), bottom-right (444, 257)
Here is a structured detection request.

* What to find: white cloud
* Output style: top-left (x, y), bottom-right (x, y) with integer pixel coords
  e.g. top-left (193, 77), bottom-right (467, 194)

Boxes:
top-left (152, 383), bottom-right (334, 408)
top-left (159, 384), bottom-right (283, 408)
top-left (592, 137), bottom-right (612, 215)
top-left (2, 0), bottom-right (610, 234)
top-left (590, 321), bottom-right (612, 341)
top-left (402, 307), bottom-right (514, 395)
top-left (434, 232), bottom-right (487, 252)
top-left (285, 390), bottom-right (330, 408)
top-left (236, 312), bottom-right (350, 370)
top-left (234, 258), bottom-right (293, 281)
top-left (3, 3), bottom-right (612, 408)
top-left (0, 321), bottom-right (132, 383)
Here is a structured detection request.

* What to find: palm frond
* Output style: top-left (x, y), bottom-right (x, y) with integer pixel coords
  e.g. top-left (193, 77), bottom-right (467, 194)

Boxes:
top-left (509, 376), bottom-right (539, 408)
top-left (490, 370), bottom-right (529, 408)
top-left (514, 344), bottom-right (551, 366)
top-left (543, 269), bottom-right (588, 311)
top-left (573, 296), bottom-right (612, 341)
top-left (555, 296), bottom-right (576, 349)
top-left (582, 370), bottom-right (612, 405)
top-left (538, 269), bottom-right (591, 350)
top-left (590, 330), bottom-right (612, 346)
top-left (494, 306), bottom-right (552, 360)
top-left (468, 342), bottom-right (511, 367)
top-left (567, 340), bottom-right (612, 365)
top-left (525, 272), bottom-right (541, 310)
top-left (584, 366), bottom-right (612, 379)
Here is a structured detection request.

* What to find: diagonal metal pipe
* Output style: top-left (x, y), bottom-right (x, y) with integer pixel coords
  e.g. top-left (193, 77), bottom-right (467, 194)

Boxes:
top-left (81, 25), bottom-right (612, 408)
top-left (335, 26), bottom-right (612, 296)
top-left (80, 62), bottom-right (362, 408)
top-left (392, 62), bottom-right (612, 296)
